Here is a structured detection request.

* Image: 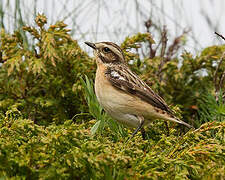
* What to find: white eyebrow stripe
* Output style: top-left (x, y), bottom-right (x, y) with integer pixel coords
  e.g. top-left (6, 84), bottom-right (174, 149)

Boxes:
top-left (105, 44), bottom-right (124, 60)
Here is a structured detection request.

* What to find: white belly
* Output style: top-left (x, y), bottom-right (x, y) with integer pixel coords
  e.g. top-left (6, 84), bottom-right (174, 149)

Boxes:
top-left (95, 66), bottom-right (141, 127)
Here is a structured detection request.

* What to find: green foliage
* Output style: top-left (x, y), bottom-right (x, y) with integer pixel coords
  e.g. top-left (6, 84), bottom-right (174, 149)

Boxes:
top-left (0, 14), bottom-right (225, 179)
top-left (198, 91), bottom-right (225, 125)
top-left (0, 109), bottom-right (224, 179)
top-left (0, 14), bottom-right (95, 125)
top-left (80, 75), bottom-right (106, 135)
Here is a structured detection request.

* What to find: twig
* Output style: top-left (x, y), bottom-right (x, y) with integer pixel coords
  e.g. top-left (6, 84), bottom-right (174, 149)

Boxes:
top-left (166, 30), bottom-right (189, 61)
top-left (219, 72), bottom-right (225, 90)
top-left (160, 26), bottom-right (168, 58)
top-left (213, 52), bottom-right (225, 101)
top-left (157, 26), bottom-right (168, 83)
top-left (144, 19), bottom-right (156, 58)
top-left (215, 32), bottom-right (225, 41)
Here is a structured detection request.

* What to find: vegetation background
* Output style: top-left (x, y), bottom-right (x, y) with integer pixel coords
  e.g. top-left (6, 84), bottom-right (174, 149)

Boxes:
top-left (0, 0), bottom-right (224, 179)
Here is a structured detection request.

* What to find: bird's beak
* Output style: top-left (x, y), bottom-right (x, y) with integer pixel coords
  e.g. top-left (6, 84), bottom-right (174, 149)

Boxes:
top-left (85, 42), bottom-right (96, 50)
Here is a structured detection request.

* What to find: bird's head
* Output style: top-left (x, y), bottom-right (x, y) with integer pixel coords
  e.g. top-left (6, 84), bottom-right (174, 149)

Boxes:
top-left (85, 41), bottom-right (126, 65)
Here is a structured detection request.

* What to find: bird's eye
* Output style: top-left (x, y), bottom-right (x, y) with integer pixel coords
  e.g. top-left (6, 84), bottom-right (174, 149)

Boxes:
top-left (103, 47), bottom-right (111, 53)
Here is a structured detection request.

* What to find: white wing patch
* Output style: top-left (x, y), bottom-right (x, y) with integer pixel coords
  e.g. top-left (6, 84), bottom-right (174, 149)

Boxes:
top-left (111, 70), bottom-right (126, 81)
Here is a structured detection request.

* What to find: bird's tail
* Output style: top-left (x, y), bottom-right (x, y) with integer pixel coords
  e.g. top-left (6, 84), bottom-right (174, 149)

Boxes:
top-left (168, 117), bottom-right (193, 128)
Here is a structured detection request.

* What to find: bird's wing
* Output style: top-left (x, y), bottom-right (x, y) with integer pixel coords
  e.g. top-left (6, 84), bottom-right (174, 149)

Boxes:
top-left (105, 65), bottom-right (174, 115)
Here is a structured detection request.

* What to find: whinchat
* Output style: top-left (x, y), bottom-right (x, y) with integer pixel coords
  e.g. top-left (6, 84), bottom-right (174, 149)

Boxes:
top-left (85, 41), bottom-right (192, 138)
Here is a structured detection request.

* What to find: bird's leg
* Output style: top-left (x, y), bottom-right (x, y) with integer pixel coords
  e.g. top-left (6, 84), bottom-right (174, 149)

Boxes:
top-left (141, 127), bottom-right (146, 140)
top-left (131, 117), bottom-right (145, 139)
top-left (125, 116), bottom-right (145, 143)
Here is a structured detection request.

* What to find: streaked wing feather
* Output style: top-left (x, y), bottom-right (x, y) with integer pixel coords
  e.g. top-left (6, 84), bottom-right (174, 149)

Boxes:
top-left (105, 65), bottom-right (174, 115)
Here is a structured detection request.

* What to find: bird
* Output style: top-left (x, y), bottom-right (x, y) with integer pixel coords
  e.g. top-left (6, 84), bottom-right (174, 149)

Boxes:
top-left (85, 41), bottom-right (192, 139)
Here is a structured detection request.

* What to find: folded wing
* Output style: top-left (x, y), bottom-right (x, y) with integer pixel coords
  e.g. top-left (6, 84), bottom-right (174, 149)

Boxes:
top-left (105, 65), bottom-right (174, 114)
